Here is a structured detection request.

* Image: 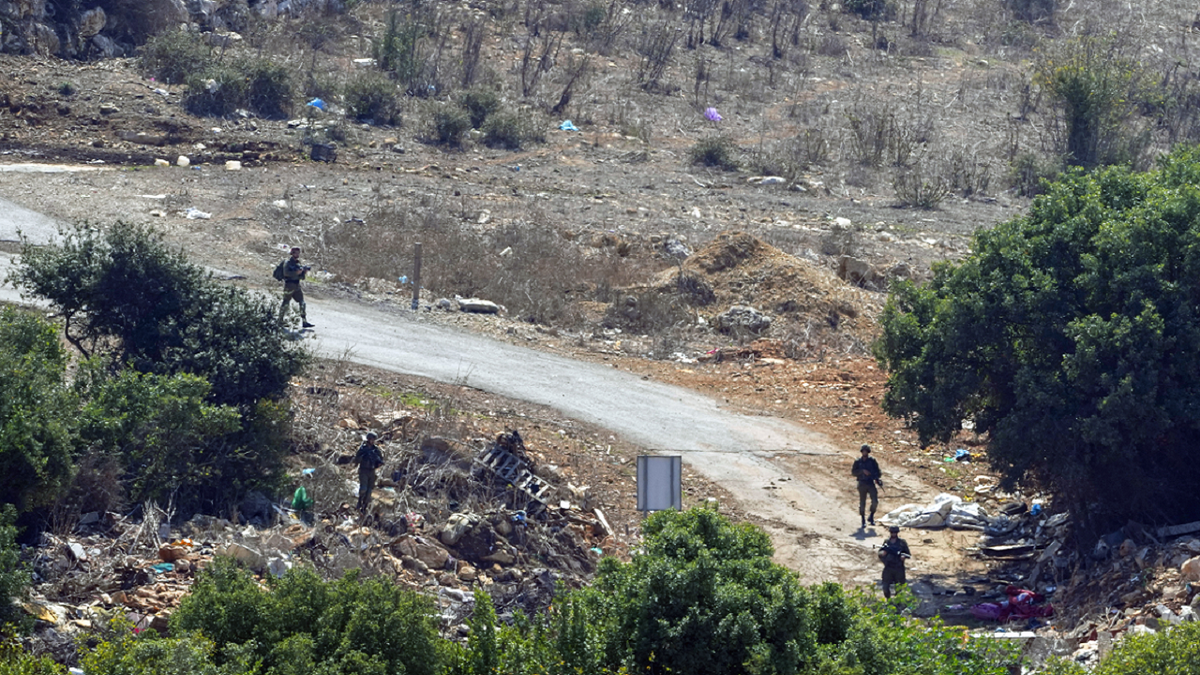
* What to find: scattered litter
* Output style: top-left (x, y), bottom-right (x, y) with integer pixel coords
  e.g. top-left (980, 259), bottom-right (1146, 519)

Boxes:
top-left (306, 98), bottom-right (327, 111)
top-left (559, 120), bottom-right (579, 131)
top-left (184, 208), bottom-right (211, 219)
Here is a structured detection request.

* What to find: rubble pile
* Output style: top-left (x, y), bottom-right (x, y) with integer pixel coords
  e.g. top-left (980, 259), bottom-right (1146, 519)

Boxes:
top-left (884, 448), bottom-right (1200, 668)
top-left (18, 424), bottom-right (633, 658)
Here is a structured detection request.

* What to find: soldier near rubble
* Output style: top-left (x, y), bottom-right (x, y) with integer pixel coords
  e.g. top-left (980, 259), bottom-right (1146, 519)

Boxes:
top-left (851, 444), bottom-right (883, 528)
top-left (878, 525), bottom-right (911, 599)
top-left (353, 432), bottom-right (384, 513)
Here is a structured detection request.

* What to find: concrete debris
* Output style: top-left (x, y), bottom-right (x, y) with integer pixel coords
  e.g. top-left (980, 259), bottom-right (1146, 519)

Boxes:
top-left (18, 426), bottom-right (624, 656)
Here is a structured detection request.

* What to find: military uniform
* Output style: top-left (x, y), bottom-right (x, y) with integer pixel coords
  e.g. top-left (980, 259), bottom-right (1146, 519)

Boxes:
top-left (354, 438), bottom-right (384, 512)
top-left (879, 533), bottom-right (911, 599)
top-left (852, 449), bottom-right (882, 526)
top-left (279, 255), bottom-right (313, 327)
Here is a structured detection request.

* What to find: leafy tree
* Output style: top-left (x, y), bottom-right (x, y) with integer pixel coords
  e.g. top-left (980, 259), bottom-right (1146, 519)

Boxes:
top-left (585, 507), bottom-right (815, 675)
top-left (876, 146), bottom-right (1200, 527)
top-left (0, 308), bottom-right (75, 514)
top-left (13, 222), bottom-right (308, 411)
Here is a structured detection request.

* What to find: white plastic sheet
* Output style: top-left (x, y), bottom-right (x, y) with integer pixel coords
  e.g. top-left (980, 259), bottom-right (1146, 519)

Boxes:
top-left (881, 493), bottom-right (989, 530)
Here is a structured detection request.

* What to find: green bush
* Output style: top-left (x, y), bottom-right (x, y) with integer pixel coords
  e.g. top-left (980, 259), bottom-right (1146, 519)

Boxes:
top-left (140, 30), bottom-right (211, 85)
top-left (481, 110), bottom-right (542, 150)
top-left (14, 222), bottom-right (308, 410)
top-left (183, 63), bottom-right (248, 118)
top-left (0, 506), bottom-right (31, 634)
top-left (458, 88), bottom-right (501, 129)
top-left (1093, 621), bottom-right (1200, 674)
top-left (343, 73), bottom-right (400, 125)
top-left (242, 59), bottom-right (294, 120)
top-left (77, 369), bottom-right (241, 507)
top-left (432, 106), bottom-right (472, 147)
top-left (584, 507), bottom-right (817, 675)
top-left (0, 309), bottom-right (75, 515)
top-left (1034, 35), bottom-right (1151, 169)
top-left (0, 647), bottom-right (66, 675)
top-left (172, 560), bottom-right (443, 675)
top-left (688, 136), bottom-right (740, 170)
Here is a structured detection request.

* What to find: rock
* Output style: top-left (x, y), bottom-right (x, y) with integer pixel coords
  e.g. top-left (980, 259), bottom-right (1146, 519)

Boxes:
top-left (267, 558), bottom-right (291, 577)
top-left (457, 563), bottom-right (477, 582)
top-left (714, 305), bottom-right (771, 335)
top-left (99, 103), bottom-right (120, 115)
top-left (436, 298), bottom-right (453, 310)
top-left (78, 7), bottom-right (106, 38)
top-left (440, 513), bottom-right (474, 547)
top-left (154, 158), bottom-right (170, 167)
top-left (437, 572), bottom-right (457, 586)
top-left (481, 548), bottom-right (516, 565)
top-left (225, 160), bottom-right (242, 170)
top-left (216, 542), bottom-right (265, 569)
top-left (310, 143), bottom-right (337, 162)
top-left (393, 536), bottom-right (450, 570)
top-left (158, 545), bottom-right (188, 562)
top-left (457, 297), bottom-right (501, 314)
top-left (1118, 538), bottom-right (1137, 557)
top-left (176, 155), bottom-right (190, 167)
top-left (837, 255), bottom-right (876, 286)
top-left (173, 559), bottom-right (192, 575)
top-left (1181, 556), bottom-right (1200, 582)
top-left (239, 491), bottom-right (273, 525)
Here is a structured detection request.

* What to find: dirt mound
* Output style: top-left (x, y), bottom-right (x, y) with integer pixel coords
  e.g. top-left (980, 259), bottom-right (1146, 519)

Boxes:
top-left (665, 231), bottom-right (885, 353)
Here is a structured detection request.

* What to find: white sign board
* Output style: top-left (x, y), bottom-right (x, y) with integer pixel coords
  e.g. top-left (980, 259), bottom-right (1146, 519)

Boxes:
top-left (637, 455), bottom-right (682, 512)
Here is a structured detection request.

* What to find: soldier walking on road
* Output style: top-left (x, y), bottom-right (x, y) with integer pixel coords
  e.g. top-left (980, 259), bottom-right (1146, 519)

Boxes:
top-left (852, 444), bottom-right (883, 528)
top-left (878, 525), bottom-right (911, 599)
top-left (278, 246), bottom-right (314, 328)
top-left (353, 432), bottom-right (384, 513)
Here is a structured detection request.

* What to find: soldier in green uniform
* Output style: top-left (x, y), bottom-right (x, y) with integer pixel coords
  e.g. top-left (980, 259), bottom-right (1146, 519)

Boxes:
top-left (878, 525), bottom-right (911, 599)
top-left (279, 246), bottom-right (314, 328)
top-left (852, 444), bottom-right (883, 528)
top-left (353, 432), bottom-right (384, 513)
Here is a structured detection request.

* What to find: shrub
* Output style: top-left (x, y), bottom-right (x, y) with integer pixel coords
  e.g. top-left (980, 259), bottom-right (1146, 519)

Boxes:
top-left (584, 507), bottom-right (817, 675)
top-left (893, 163), bottom-right (951, 209)
top-left (183, 63), bottom-right (248, 118)
top-left (688, 136), bottom-right (740, 170)
top-left (458, 88), bottom-right (501, 129)
top-left (481, 110), bottom-right (542, 150)
top-left (13, 222), bottom-right (308, 410)
top-left (432, 106), bottom-right (471, 147)
top-left (140, 30), bottom-right (211, 85)
top-left (242, 59), bottom-right (294, 120)
top-left (1006, 152), bottom-right (1058, 197)
top-left (1034, 35), bottom-right (1151, 169)
top-left (0, 505), bottom-right (31, 634)
top-left (343, 73), bottom-right (400, 125)
top-left (77, 369), bottom-right (241, 507)
top-left (0, 309), bottom-right (75, 515)
top-left (172, 560), bottom-right (442, 675)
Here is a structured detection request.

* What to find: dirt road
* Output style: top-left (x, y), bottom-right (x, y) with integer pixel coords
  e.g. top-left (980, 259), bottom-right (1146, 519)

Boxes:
top-left (0, 182), bottom-right (946, 588)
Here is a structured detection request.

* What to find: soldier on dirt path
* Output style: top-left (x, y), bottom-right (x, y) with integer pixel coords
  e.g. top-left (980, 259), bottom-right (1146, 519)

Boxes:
top-left (852, 444), bottom-right (883, 528)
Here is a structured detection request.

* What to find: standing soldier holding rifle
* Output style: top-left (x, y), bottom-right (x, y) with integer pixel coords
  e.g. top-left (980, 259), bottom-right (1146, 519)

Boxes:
top-left (878, 525), bottom-right (911, 599)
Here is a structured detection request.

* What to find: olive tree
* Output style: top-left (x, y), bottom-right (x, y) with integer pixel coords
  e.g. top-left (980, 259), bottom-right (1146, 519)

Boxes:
top-left (876, 145), bottom-right (1200, 527)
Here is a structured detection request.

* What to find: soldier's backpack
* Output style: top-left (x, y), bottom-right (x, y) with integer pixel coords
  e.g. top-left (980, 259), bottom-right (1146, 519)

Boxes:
top-left (273, 260), bottom-right (286, 281)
